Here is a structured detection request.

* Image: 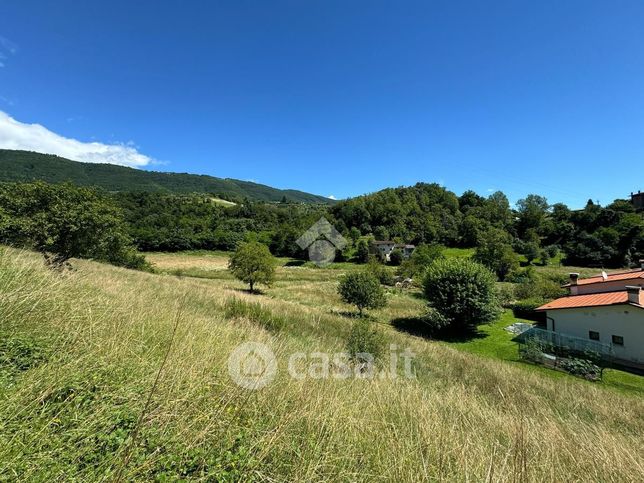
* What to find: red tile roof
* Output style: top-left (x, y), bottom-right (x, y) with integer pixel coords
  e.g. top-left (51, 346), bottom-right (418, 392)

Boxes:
top-left (536, 290), bottom-right (644, 311)
top-left (569, 269), bottom-right (644, 286)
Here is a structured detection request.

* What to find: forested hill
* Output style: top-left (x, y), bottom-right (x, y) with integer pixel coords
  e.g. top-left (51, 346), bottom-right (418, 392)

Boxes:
top-left (330, 182), bottom-right (643, 269)
top-left (0, 149), bottom-right (333, 204)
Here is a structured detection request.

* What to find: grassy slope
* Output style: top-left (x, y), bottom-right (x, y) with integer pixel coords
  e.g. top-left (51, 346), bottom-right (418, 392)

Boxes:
top-left (0, 149), bottom-right (332, 203)
top-left (1, 247), bottom-right (643, 481)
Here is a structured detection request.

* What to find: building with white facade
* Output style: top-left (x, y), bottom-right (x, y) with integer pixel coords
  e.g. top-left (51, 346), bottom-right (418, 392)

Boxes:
top-left (536, 262), bottom-right (644, 366)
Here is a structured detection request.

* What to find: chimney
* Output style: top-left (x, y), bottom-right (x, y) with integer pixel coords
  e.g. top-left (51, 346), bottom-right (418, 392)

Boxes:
top-left (626, 286), bottom-right (641, 305)
top-left (569, 273), bottom-right (579, 285)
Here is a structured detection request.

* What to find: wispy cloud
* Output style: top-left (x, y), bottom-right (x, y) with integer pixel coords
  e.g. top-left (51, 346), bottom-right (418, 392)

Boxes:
top-left (0, 111), bottom-right (155, 168)
top-left (327, 194), bottom-right (337, 200)
top-left (0, 35), bottom-right (18, 68)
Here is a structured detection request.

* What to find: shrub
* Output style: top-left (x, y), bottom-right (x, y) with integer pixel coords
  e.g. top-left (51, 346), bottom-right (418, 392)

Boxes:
top-left (514, 274), bottom-right (566, 301)
top-left (367, 260), bottom-right (395, 286)
top-left (420, 306), bottom-right (451, 332)
top-left (496, 283), bottom-right (516, 308)
top-left (397, 244), bottom-right (444, 278)
top-left (228, 241), bottom-right (276, 293)
top-left (423, 258), bottom-right (500, 331)
top-left (511, 298), bottom-right (545, 322)
top-left (388, 249), bottom-right (403, 266)
top-left (559, 357), bottom-right (601, 381)
top-left (519, 337), bottom-right (547, 363)
top-left (338, 271), bottom-right (387, 316)
top-left (346, 318), bottom-right (386, 363)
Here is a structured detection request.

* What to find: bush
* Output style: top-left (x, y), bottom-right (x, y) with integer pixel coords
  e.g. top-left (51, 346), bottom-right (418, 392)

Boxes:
top-left (419, 306), bottom-right (451, 332)
top-left (514, 274), bottom-right (566, 301)
top-left (346, 318), bottom-right (386, 363)
top-left (397, 244), bottom-right (444, 279)
top-left (388, 249), bottom-right (403, 266)
top-left (496, 283), bottom-right (516, 308)
top-left (367, 260), bottom-right (395, 286)
top-left (228, 242), bottom-right (276, 293)
top-left (511, 298), bottom-right (545, 322)
top-left (338, 271), bottom-right (387, 316)
top-left (559, 357), bottom-right (601, 381)
top-left (519, 337), bottom-right (547, 363)
top-left (423, 258), bottom-right (500, 331)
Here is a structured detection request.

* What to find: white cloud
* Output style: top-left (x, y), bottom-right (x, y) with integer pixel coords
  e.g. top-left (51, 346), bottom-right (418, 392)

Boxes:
top-left (327, 194), bottom-right (337, 200)
top-left (0, 111), bottom-right (154, 168)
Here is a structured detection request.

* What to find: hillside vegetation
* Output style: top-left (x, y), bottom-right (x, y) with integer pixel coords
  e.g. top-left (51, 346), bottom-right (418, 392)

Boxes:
top-left (1, 246), bottom-right (642, 481)
top-left (0, 149), bottom-right (332, 203)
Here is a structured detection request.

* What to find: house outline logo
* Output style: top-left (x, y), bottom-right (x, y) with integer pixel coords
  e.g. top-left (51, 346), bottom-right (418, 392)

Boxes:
top-left (296, 217), bottom-right (347, 266)
top-left (228, 342), bottom-right (277, 390)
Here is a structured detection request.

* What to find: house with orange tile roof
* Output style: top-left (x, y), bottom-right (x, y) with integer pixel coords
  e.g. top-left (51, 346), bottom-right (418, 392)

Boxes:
top-left (536, 260), bottom-right (644, 366)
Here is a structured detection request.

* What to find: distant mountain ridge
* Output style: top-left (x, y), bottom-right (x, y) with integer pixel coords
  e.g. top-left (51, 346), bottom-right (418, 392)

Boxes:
top-left (0, 150), bottom-right (333, 203)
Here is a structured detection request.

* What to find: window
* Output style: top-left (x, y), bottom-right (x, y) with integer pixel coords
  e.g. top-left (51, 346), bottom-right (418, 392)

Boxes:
top-left (589, 331), bottom-right (600, 341)
top-left (612, 335), bottom-right (624, 346)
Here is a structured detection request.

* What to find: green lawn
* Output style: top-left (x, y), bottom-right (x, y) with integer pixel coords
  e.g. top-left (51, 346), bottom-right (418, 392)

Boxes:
top-left (442, 310), bottom-right (644, 395)
top-left (441, 247), bottom-right (475, 259)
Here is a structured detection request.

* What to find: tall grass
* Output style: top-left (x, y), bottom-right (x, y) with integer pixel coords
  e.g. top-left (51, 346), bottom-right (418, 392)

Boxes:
top-left (0, 247), bottom-right (642, 481)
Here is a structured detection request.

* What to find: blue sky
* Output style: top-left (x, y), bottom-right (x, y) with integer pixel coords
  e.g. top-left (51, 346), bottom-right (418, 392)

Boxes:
top-left (1, 1), bottom-right (643, 207)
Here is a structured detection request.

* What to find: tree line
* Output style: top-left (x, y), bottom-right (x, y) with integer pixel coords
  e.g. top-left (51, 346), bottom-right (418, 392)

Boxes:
top-left (0, 180), bottom-right (641, 273)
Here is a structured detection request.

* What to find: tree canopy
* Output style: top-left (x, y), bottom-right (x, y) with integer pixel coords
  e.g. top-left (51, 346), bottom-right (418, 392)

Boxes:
top-left (0, 182), bottom-right (147, 269)
top-left (228, 241), bottom-right (276, 293)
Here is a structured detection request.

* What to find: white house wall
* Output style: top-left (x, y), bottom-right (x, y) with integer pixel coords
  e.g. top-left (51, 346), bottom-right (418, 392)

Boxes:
top-left (546, 305), bottom-right (644, 363)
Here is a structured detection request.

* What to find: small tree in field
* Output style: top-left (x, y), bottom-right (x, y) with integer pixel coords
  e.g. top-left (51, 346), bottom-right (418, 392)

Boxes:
top-left (423, 258), bottom-right (499, 332)
top-left (228, 242), bottom-right (275, 293)
top-left (338, 271), bottom-right (386, 316)
top-left (355, 239), bottom-right (370, 264)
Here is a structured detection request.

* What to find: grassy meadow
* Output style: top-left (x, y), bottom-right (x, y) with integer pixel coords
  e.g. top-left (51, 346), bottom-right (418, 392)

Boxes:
top-left (1, 246), bottom-right (643, 481)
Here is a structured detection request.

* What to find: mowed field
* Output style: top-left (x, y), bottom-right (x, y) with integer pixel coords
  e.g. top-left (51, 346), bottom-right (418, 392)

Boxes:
top-left (1, 246), bottom-right (643, 481)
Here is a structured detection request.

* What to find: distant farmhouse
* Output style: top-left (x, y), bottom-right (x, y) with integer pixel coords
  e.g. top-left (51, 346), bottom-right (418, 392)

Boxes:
top-left (631, 191), bottom-right (643, 210)
top-left (371, 241), bottom-right (415, 262)
top-left (536, 261), bottom-right (644, 367)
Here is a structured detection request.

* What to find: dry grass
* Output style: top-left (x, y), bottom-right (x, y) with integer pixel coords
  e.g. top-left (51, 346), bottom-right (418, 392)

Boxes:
top-left (0, 247), bottom-right (643, 481)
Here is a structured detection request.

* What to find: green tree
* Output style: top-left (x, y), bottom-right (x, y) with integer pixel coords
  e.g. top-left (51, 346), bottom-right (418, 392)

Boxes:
top-left (516, 194), bottom-right (550, 237)
top-left (228, 241), bottom-right (276, 293)
top-left (355, 239), bottom-right (370, 263)
top-left (423, 258), bottom-right (500, 331)
top-left (398, 243), bottom-right (444, 278)
top-left (0, 181), bottom-right (147, 269)
top-left (523, 241), bottom-right (540, 265)
top-left (348, 226), bottom-right (361, 244)
top-left (473, 228), bottom-right (519, 280)
top-left (338, 271), bottom-right (387, 316)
